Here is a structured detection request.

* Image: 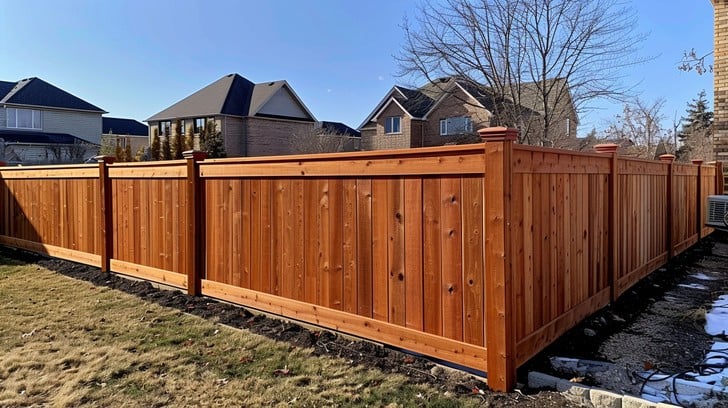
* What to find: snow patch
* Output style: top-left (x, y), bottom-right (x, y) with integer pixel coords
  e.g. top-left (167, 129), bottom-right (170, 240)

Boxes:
top-left (678, 283), bottom-right (709, 290)
top-left (691, 272), bottom-right (719, 281)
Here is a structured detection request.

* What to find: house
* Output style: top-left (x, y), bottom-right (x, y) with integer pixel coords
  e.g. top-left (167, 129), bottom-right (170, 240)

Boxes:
top-left (0, 77), bottom-right (105, 164)
top-left (146, 73), bottom-right (317, 157)
top-left (358, 76), bottom-right (577, 150)
top-left (102, 117), bottom-right (149, 157)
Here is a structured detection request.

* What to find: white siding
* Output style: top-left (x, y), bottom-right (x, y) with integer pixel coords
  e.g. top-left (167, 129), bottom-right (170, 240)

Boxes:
top-left (42, 109), bottom-right (103, 144)
top-left (257, 88), bottom-right (310, 119)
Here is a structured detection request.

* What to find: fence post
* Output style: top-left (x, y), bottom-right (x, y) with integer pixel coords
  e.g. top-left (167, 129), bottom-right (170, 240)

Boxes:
top-left (479, 126), bottom-right (516, 392)
top-left (183, 150), bottom-right (207, 296)
top-left (94, 155), bottom-right (115, 273)
top-left (593, 144), bottom-right (619, 302)
top-left (693, 160), bottom-right (704, 239)
top-left (660, 155), bottom-right (676, 259)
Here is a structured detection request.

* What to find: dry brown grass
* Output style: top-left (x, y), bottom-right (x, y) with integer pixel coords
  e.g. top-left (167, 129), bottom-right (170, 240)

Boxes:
top-left (0, 257), bottom-right (475, 407)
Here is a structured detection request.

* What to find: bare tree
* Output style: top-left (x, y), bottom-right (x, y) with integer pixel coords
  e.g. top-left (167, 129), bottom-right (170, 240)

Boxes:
top-left (289, 128), bottom-right (361, 154)
top-left (678, 48), bottom-right (713, 75)
top-left (602, 98), bottom-right (668, 159)
top-left (398, 0), bottom-right (646, 145)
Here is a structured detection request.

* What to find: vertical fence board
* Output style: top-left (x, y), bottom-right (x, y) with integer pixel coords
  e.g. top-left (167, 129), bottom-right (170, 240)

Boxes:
top-left (371, 178), bottom-right (388, 321)
top-left (404, 177), bottom-right (424, 331)
top-left (441, 176), bottom-right (463, 341)
top-left (422, 177), bottom-right (442, 336)
top-left (342, 178), bottom-right (358, 314)
top-left (387, 177), bottom-right (406, 325)
top-left (356, 178), bottom-right (373, 317)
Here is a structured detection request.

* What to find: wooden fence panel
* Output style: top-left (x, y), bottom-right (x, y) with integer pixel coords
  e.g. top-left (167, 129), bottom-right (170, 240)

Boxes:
top-left (0, 143), bottom-right (720, 392)
top-left (0, 167), bottom-right (101, 266)
top-left (511, 146), bottom-right (612, 365)
top-left (199, 146), bottom-right (489, 370)
top-left (672, 164), bottom-right (699, 255)
top-left (614, 159), bottom-right (669, 297)
top-left (109, 169), bottom-right (189, 289)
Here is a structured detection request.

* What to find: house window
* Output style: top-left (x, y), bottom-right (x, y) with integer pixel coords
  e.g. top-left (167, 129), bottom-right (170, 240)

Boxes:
top-left (384, 116), bottom-right (401, 134)
top-left (179, 121), bottom-right (186, 136)
top-left (440, 116), bottom-right (472, 136)
top-left (194, 118), bottom-right (206, 134)
top-left (159, 121), bottom-right (171, 136)
top-left (565, 118), bottom-right (570, 136)
top-left (7, 108), bottom-right (41, 129)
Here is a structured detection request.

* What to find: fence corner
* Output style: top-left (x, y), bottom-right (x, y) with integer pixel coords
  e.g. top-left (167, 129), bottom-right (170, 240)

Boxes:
top-left (183, 150), bottom-right (207, 296)
top-left (478, 127), bottom-right (516, 392)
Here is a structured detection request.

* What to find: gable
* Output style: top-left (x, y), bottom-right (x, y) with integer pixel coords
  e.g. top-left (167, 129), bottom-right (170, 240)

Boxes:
top-left (256, 86), bottom-right (313, 120)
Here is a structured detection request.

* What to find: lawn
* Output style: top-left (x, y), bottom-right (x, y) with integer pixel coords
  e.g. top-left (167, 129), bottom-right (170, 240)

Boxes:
top-left (0, 254), bottom-right (476, 407)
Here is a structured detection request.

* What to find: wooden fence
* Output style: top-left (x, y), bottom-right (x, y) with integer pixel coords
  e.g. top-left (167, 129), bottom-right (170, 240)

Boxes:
top-left (0, 127), bottom-right (720, 392)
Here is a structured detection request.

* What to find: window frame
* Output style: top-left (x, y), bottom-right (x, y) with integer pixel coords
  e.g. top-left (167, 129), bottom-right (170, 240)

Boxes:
top-left (194, 118), bottom-right (206, 134)
top-left (159, 120), bottom-right (171, 136)
top-left (384, 116), bottom-right (401, 134)
top-left (6, 107), bottom-right (41, 130)
top-left (439, 116), bottom-right (472, 136)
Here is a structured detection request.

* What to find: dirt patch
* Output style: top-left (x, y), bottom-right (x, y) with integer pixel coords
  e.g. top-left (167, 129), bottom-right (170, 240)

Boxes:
top-left (525, 232), bottom-right (728, 404)
top-left (0, 246), bottom-right (576, 407)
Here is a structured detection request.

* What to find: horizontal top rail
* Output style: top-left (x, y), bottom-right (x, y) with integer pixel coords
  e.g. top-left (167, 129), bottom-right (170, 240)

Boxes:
top-left (617, 159), bottom-right (668, 176)
top-left (199, 144), bottom-right (487, 177)
top-left (0, 166), bottom-right (98, 179)
top-left (108, 162), bottom-right (187, 179)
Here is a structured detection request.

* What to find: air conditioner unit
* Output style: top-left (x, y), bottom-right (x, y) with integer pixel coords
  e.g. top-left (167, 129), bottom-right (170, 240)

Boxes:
top-left (706, 195), bottom-right (728, 230)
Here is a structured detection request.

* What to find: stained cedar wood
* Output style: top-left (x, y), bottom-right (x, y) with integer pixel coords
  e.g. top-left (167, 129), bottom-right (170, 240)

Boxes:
top-left (442, 175), bottom-right (464, 341)
top-left (342, 178), bottom-right (358, 314)
top-left (371, 178), bottom-right (388, 321)
top-left (291, 179), bottom-right (305, 301)
top-left (328, 178), bottom-right (344, 310)
top-left (272, 178), bottom-right (285, 296)
top-left (484, 139), bottom-right (515, 392)
top-left (356, 178), bottom-right (373, 317)
top-left (422, 177), bottom-right (442, 336)
top-left (259, 179), bottom-right (272, 293)
top-left (317, 179), bottom-right (331, 307)
top-left (404, 177), bottom-right (424, 332)
top-left (462, 176), bottom-right (484, 346)
top-left (303, 180), bottom-right (318, 303)
top-left (387, 177), bottom-right (405, 326)
top-left (512, 172), bottom-right (525, 341)
top-left (201, 278), bottom-right (488, 372)
top-left (250, 179), bottom-right (263, 292)
top-left (0, 144), bottom-right (720, 393)
top-left (522, 173), bottom-right (535, 337)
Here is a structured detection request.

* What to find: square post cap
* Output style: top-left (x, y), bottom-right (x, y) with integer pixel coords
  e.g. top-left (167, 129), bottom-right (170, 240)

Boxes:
top-left (93, 155), bottom-right (115, 164)
top-left (182, 150), bottom-right (207, 161)
top-left (478, 126), bottom-right (518, 142)
top-left (659, 154), bottom-right (676, 163)
top-left (593, 144), bottom-right (618, 154)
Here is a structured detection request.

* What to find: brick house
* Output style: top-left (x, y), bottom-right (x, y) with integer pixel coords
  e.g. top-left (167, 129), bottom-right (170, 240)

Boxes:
top-left (146, 73), bottom-right (317, 157)
top-left (0, 77), bottom-right (104, 164)
top-left (713, 0), bottom-right (728, 163)
top-left (358, 76), bottom-right (577, 150)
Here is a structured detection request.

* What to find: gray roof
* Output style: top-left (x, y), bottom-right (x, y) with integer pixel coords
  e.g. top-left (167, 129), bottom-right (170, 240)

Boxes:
top-left (0, 77), bottom-right (105, 113)
top-left (102, 117), bottom-right (148, 136)
top-left (146, 74), bottom-right (314, 122)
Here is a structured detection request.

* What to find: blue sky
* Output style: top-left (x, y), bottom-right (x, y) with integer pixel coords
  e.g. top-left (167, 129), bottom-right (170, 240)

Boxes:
top-left (0, 0), bottom-right (714, 135)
